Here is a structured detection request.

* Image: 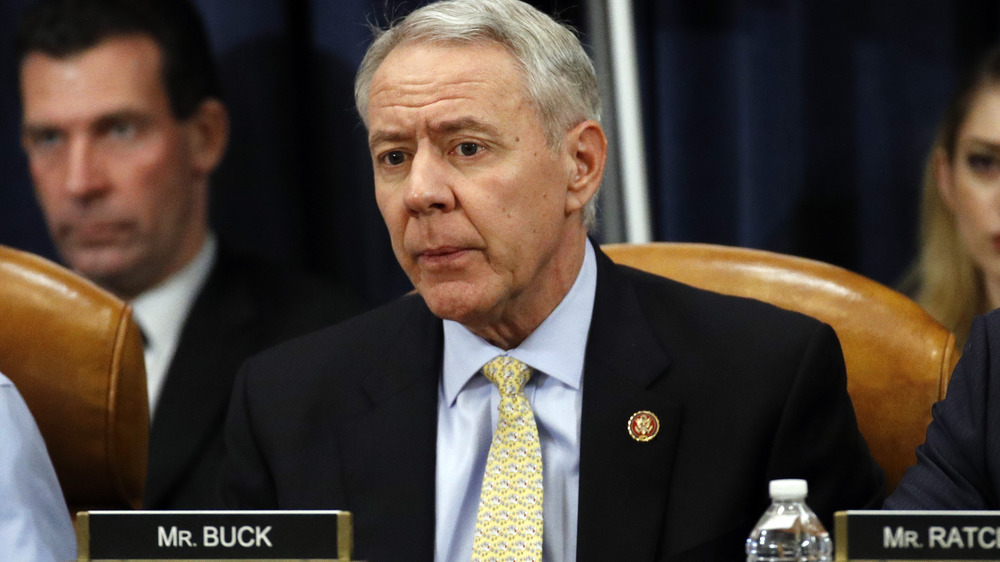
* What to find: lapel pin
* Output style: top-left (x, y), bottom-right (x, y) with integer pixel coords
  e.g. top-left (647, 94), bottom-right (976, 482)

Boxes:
top-left (628, 410), bottom-right (660, 442)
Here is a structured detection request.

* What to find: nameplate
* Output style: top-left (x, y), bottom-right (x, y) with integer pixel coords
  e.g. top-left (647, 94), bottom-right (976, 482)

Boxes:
top-left (835, 510), bottom-right (1000, 560)
top-left (76, 510), bottom-right (355, 561)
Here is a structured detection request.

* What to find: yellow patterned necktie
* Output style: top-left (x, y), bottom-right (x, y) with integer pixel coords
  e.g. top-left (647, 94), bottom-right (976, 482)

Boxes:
top-left (471, 355), bottom-right (544, 561)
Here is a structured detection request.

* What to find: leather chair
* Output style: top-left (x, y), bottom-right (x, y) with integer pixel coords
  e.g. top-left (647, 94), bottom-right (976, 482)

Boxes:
top-left (602, 242), bottom-right (960, 494)
top-left (0, 245), bottom-right (148, 518)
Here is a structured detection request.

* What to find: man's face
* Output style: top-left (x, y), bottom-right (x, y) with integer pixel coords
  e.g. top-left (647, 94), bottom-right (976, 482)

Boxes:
top-left (20, 35), bottom-right (209, 298)
top-left (367, 42), bottom-right (596, 347)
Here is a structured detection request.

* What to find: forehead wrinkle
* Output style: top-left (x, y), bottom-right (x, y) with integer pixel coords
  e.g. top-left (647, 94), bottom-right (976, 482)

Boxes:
top-left (968, 136), bottom-right (1000, 144)
top-left (962, 134), bottom-right (1000, 149)
top-left (29, 105), bottom-right (147, 125)
top-left (368, 58), bottom-right (521, 149)
top-left (370, 70), bottom-right (490, 103)
top-left (369, 111), bottom-right (501, 148)
top-left (430, 116), bottom-right (500, 137)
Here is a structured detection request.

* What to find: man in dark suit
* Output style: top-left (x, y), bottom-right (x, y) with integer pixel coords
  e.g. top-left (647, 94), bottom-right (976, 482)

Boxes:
top-left (222, 0), bottom-right (884, 559)
top-left (885, 308), bottom-right (1000, 509)
top-left (15, 0), bottom-right (358, 509)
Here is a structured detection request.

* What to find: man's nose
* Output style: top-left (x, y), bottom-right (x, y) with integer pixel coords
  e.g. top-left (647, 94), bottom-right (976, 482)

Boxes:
top-left (403, 151), bottom-right (456, 214)
top-left (64, 137), bottom-right (108, 198)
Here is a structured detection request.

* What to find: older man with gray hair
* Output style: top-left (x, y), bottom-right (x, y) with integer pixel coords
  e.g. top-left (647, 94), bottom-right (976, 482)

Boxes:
top-left (222, 0), bottom-right (884, 559)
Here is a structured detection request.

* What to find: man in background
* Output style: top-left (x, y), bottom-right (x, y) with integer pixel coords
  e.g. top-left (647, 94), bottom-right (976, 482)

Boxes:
top-left (15, 0), bottom-right (359, 509)
top-left (221, 0), bottom-right (884, 559)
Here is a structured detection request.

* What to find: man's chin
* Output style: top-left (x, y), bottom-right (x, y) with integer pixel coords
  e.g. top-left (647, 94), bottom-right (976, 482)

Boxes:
top-left (419, 280), bottom-right (499, 327)
top-left (63, 249), bottom-right (143, 292)
top-left (417, 281), bottom-right (484, 322)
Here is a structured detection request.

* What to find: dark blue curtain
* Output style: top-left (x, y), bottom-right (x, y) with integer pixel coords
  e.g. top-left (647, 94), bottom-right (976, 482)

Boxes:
top-left (191, 0), bottom-right (409, 306)
top-left (0, 0), bottom-right (996, 308)
top-left (0, 0), bottom-right (55, 261)
top-left (634, 0), bottom-right (999, 285)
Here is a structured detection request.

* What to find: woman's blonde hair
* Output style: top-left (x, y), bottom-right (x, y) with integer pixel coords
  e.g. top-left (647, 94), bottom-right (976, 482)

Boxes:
top-left (903, 134), bottom-right (984, 348)
top-left (903, 46), bottom-right (1000, 347)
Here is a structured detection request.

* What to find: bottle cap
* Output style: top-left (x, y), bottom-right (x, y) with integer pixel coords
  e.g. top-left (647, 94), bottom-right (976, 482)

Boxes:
top-left (769, 478), bottom-right (808, 499)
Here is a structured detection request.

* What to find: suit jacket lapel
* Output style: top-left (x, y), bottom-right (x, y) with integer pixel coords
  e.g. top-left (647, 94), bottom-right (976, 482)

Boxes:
top-left (336, 297), bottom-right (441, 561)
top-left (577, 246), bottom-right (679, 561)
top-left (145, 252), bottom-right (256, 507)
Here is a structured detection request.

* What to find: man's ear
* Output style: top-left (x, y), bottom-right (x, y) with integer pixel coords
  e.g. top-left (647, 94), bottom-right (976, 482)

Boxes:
top-left (563, 120), bottom-right (607, 216)
top-left (187, 99), bottom-right (229, 176)
top-left (934, 148), bottom-right (956, 211)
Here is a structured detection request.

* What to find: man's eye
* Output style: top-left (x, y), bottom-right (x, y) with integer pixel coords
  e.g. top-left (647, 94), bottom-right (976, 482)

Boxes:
top-left (28, 129), bottom-right (63, 149)
top-left (108, 121), bottom-right (137, 140)
top-left (382, 151), bottom-right (406, 166)
top-left (456, 142), bottom-right (481, 157)
top-left (968, 153), bottom-right (1000, 174)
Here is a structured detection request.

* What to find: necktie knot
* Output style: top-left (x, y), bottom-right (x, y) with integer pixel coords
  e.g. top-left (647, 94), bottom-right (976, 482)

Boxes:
top-left (481, 355), bottom-right (533, 396)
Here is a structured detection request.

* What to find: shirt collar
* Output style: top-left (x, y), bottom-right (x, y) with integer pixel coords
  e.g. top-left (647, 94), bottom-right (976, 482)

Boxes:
top-left (131, 234), bottom-right (217, 354)
top-left (441, 239), bottom-right (597, 405)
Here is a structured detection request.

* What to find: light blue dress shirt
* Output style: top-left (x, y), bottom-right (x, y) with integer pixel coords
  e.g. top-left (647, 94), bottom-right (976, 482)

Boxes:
top-left (435, 240), bottom-right (597, 562)
top-left (0, 373), bottom-right (77, 562)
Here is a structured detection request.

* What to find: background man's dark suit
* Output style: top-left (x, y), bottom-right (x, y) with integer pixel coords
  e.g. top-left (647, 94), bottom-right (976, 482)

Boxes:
top-left (144, 243), bottom-right (360, 509)
top-left (223, 245), bottom-right (884, 560)
top-left (886, 308), bottom-right (1000, 510)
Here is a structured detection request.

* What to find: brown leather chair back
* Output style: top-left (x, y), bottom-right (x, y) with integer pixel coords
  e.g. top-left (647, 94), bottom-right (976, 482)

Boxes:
top-left (602, 242), bottom-right (959, 493)
top-left (0, 245), bottom-right (148, 516)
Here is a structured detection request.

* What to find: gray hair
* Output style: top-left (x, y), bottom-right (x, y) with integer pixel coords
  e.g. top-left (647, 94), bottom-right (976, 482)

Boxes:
top-left (354, 0), bottom-right (602, 227)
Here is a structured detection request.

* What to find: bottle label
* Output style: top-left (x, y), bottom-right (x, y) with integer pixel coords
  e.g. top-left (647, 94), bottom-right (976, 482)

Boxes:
top-left (760, 514), bottom-right (800, 531)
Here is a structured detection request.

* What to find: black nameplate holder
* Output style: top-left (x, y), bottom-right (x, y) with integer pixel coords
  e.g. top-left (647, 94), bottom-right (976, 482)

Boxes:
top-left (835, 510), bottom-right (1000, 560)
top-left (76, 510), bottom-right (357, 561)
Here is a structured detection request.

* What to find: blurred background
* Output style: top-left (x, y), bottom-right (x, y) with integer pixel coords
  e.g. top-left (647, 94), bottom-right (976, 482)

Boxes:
top-left (1, 0), bottom-right (997, 308)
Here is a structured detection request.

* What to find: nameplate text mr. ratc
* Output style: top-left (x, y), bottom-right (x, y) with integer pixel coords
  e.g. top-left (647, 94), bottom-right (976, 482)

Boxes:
top-left (836, 510), bottom-right (1000, 560)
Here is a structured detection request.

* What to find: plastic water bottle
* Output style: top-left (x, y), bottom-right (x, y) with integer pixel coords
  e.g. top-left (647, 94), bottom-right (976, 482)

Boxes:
top-left (746, 479), bottom-right (833, 561)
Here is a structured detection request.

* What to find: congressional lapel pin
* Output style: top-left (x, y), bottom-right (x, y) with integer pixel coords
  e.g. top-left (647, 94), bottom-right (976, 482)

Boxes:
top-left (628, 410), bottom-right (660, 442)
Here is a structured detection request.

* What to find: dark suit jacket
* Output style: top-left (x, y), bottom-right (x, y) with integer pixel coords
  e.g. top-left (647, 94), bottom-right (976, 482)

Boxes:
top-left (143, 244), bottom-right (361, 509)
top-left (885, 309), bottom-right (1000, 509)
top-left (222, 245), bottom-right (884, 560)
